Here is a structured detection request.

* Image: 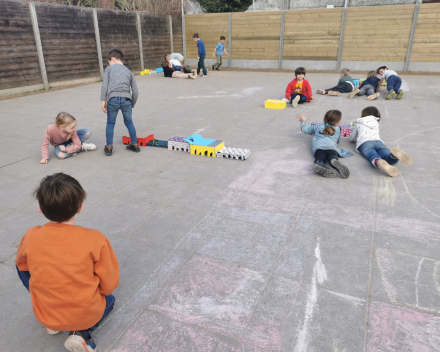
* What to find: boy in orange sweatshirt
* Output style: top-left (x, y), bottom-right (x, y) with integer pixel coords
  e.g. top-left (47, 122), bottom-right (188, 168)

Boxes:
top-left (283, 67), bottom-right (314, 108)
top-left (16, 173), bottom-right (119, 352)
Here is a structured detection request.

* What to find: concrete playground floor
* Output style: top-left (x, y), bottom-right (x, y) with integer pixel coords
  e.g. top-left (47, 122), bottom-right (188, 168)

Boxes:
top-left (0, 71), bottom-right (440, 352)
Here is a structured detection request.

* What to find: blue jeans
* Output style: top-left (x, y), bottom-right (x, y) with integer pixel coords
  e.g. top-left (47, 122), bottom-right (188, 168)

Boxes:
top-left (386, 75), bottom-right (402, 92)
top-left (172, 64), bottom-right (182, 71)
top-left (106, 97), bottom-right (137, 147)
top-left (358, 140), bottom-right (399, 166)
top-left (290, 92), bottom-right (307, 104)
top-left (16, 266), bottom-right (115, 332)
top-left (55, 128), bottom-right (91, 159)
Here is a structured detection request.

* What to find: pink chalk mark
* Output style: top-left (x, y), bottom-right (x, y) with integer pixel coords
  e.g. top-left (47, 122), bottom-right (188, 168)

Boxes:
top-left (368, 301), bottom-right (440, 352)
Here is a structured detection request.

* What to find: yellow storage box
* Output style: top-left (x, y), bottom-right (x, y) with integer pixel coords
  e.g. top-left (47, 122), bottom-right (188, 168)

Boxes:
top-left (265, 99), bottom-right (286, 109)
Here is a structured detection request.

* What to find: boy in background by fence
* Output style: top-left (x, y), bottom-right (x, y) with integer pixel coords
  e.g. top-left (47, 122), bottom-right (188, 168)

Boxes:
top-left (193, 33), bottom-right (207, 77)
top-left (212, 36), bottom-right (228, 71)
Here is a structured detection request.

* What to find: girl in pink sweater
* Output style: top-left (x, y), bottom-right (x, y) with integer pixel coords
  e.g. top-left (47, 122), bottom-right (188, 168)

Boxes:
top-left (41, 112), bottom-right (96, 164)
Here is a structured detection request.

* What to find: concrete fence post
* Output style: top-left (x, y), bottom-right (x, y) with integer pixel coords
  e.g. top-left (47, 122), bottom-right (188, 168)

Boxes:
top-left (136, 12), bottom-right (145, 71)
top-left (92, 9), bottom-right (104, 79)
top-left (337, 0), bottom-right (348, 71)
top-left (228, 13), bottom-right (232, 67)
top-left (404, 1), bottom-right (421, 72)
top-left (278, 10), bottom-right (285, 70)
top-left (29, 2), bottom-right (49, 90)
top-left (182, 15), bottom-right (187, 60)
top-left (169, 15), bottom-right (174, 53)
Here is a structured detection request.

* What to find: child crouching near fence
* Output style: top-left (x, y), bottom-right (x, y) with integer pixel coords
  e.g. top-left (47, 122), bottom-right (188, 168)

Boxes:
top-left (40, 112), bottom-right (96, 164)
top-left (350, 106), bottom-right (413, 177)
top-left (296, 110), bottom-right (352, 178)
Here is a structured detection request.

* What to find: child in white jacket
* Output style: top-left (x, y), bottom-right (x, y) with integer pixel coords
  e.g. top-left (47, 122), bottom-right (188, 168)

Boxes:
top-left (350, 106), bottom-right (413, 177)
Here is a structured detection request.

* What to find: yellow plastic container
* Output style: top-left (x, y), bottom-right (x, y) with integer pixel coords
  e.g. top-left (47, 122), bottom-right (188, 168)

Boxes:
top-left (265, 99), bottom-right (286, 109)
top-left (140, 69), bottom-right (150, 75)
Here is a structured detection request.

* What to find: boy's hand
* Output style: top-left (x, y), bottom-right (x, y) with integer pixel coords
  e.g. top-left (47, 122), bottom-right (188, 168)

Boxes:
top-left (213, 53), bottom-right (215, 56)
top-left (297, 113), bottom-right (308, 122)
top-left (59, 145), bottom-right (67, 152)
top-left (310, 96), bottom-right (314, 100)
top-left (40, 159), bottom-right (48, 164)
top-left (197, 57), bottom-right (200, 60)
top-left (102, 101), bottom-right (108, 113)
top-left (377, 86), bottom-right (381, 92)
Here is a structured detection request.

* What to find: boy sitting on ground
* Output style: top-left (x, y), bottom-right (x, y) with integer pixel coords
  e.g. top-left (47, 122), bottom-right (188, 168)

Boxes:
top-left (16, 173), bottom-right (119, 352)
top-left (317, 68), bottom-right (355, 96)
top-left (283, 67), bottom-right (314, 107)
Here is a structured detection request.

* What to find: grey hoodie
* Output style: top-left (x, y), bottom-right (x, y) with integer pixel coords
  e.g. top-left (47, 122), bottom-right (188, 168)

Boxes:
top-left (349, 115), bottom-right (382, 151)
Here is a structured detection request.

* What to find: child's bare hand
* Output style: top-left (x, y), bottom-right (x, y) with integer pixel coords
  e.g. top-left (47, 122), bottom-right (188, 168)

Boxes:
top-left (310, 96), bottom-right (314, 100)
top-left (213, 53), bottom-right (215, 57)
top-left (40, 159), bottom-right (48, 164)
top-left (297, 113), bottom-right (308, 122)
top-left (59, 145), bottom-right (66, 152)
top-left (102, 101), bottom-right (108, 113)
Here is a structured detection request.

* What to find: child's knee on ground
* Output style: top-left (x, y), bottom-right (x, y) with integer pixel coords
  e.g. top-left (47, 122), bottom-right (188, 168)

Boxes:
top-left (58, 152), bottom-right (65, 159)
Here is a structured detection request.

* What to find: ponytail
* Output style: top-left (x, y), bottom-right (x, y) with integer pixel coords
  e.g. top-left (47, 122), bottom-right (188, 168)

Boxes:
top-left (320, 110), bottom-right (342, 136)
top-left (322, 123), bottom-right (335, 136)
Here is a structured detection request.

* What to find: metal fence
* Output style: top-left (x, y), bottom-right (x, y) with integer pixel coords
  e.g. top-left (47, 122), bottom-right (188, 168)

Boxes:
top-left (184, 0), bottom-right (425, 13)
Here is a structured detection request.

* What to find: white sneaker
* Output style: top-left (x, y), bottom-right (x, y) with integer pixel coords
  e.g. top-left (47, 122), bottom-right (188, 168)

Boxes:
top-left (281, 98), bottom-right (291, 103)
top-left (292, 95), bottom-right (301, 108)
top-left (46, 327), bottom-right (61, 335)
top-left (202, 75), bottom-right (208, 77)
top-left (81, 143), bottom-right (96, 151)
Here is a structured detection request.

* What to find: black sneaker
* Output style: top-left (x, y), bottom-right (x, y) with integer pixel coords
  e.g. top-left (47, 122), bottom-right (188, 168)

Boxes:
top-left (126, 144), bottom-right (140, 153)
top-left (211, 64), bottom-right (215, 71)
top-left (215, 68), bottom-right (220, 71)
top-left (65, 330), bottom-right (96, 352)
top-left (330, 159), bottom-right (350, 179)
top-left (104, 145), bottom-right (112, 156)
top-left (313, 163), bottom-right (337, 178)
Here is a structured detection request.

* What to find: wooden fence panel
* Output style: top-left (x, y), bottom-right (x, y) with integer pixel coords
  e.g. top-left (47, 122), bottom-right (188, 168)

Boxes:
top-left (141, 13), bottom-right (170, 69)
top-left (185, 14), bottom-right (229, 59)
top-left (0, 0), bottom-right (42, 90)
top-left (35, 3), bottom-right (99, 83)
top-left (232, 11), bottom-right (281, 60)
top-left (98, 10), bottom-right (140, 72)
top-left (172, 16), bottom-right (183, 55)
top-left (412, 3), bottom-right (440, 62)
top-left (342, 4), bottom-right (415, 62)
top-left (283, 8), bottom-right (343, 61)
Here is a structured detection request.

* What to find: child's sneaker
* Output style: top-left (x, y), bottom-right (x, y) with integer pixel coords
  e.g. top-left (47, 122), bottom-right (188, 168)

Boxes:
top-left (281, 97), bottom-right (291, 103)
top-left (348, 88), bottom-right (360, 99)
top-left (65, 331), bottom-right (96, 352)
top-left (104, 145), bottom-right (112, 156)
top-left (215, 68), bottom-right (220, 71)
top-left (317, 89), bottom-right (326, 95)
top-left (189, 72), bottom-right (197, 80)
top-left (211, 64), bottom-right (215, 71)
top-left (328, 91), bottom-right (341, 96)
top-left (367, 92), bottom-right (380, 100)
top-left (81, 143), bottom-right (96, 152)
top-left (377, 159), bottom-right (399, 177)
top-left (203, 75), bottom-right (208, 77)
top-left (313, 163), bottom-right (337, 178)
top-left (292, 95), bottom-right (301, 108)
top-left (396, 90), bottom-right (404, 100)
top-left (46, 327), bottom-right (61, 335)
top-left (330, 159), bottom-right (350, 179)
top-left (386, 90), bottom-right (396, 100)
top-left (126, 144), bottom-right (140, 153)
top-left (390, 147), bottom-right (413, 165)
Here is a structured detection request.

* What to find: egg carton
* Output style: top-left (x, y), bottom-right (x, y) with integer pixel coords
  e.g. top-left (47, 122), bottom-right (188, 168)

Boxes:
top-left (216, 147), bottom-right (251, 161)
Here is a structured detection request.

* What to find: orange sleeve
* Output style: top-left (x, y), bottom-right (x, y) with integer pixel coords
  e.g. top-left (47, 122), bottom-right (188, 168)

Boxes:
top-left (16, 234), bottom-right (29, 271)
top-left (94, 237), bottom-right (120, 296)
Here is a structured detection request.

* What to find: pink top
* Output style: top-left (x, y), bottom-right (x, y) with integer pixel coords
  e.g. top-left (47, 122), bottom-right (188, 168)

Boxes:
top-left (41, 124), bottom-right (81, 160)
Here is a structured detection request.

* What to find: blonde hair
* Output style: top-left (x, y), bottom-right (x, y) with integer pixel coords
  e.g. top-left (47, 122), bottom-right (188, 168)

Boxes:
top-left (367, 70), bottom-right (377, 78)
top-left (341, 68), bottom-right (350, 76)
top-left (55, 112), bottom-right (76, 127)
top-left (165, 54), bottom-right (171, 61)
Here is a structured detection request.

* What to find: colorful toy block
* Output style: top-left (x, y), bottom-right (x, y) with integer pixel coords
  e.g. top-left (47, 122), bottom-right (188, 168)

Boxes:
top-left (265, 99), bottom-right (286, 109)
top-left (156, 68), bottom-right (164, 73)
top-left (122, 133), bottom-right (154, 146)
top-left (310, 123), bottom-right (352, 137)
top-left (216, 147), bottom-right (251, 160)
top-left (140, 69), bottom-right (150, 75)
top-left (184, 134), bottom-right (224, 157)
top-left (168, 136), bottom-right (190, 152)
top-left (146, 139), bottom-right (168, 148)
top-left (353, 78), bottom-right (360, 86)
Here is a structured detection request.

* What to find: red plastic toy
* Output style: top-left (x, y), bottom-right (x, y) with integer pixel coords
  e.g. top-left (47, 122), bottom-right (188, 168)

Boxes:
top-left (122, 133), bottom-right (154, 147)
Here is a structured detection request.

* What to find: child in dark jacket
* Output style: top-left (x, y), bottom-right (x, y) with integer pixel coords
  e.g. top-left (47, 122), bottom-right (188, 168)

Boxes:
top-left (317, 68), bottom-right (354, 96)
top-left (283, 67), bottom-right (314, 108)
top-left (348, 71), bottom-right (381, 100)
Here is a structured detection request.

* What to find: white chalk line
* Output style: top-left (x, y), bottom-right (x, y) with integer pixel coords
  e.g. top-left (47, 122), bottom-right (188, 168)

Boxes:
top-left (294, 241), bottom-right (327, 352)
top-left (326, 290), bottom-right (366, 306)
top-left (415, 258), bottom-right (425, 308)
top-left (394, 126), bottom-right (440, 143)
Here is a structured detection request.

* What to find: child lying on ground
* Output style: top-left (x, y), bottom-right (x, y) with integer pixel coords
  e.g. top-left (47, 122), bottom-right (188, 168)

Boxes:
top-left (349, 106), bottom-right (413, 177)
top-left (162, 61), bottom-right (197, 79)
top-left (297, 110), bottom-right (353, 178)
top-left (317, 68), bottom-right (355, 96)
top-left (348, 70), bottom-right (381, 100)
top-left (40, 112), bottom-right (96, 164)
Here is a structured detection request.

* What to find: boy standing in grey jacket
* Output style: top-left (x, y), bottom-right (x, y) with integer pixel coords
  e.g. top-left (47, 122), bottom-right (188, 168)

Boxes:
top-left (101, 49), bottom-right (139, 156)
